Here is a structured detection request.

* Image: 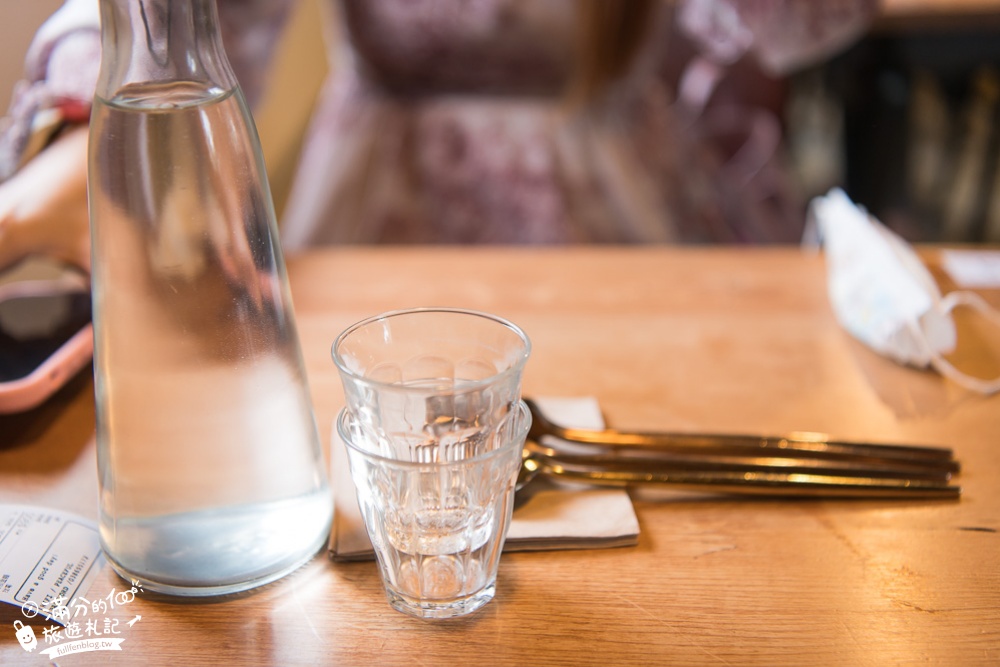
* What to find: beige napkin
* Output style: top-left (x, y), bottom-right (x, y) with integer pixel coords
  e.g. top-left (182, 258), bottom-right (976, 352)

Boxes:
top-left (329, 397), bottom-right (640, 561)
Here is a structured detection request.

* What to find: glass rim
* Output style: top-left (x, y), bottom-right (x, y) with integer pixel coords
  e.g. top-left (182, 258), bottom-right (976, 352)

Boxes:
top-left (330, 307), bottom-right (531, 392)
top-left (336, 402), bottom-right (531, 469)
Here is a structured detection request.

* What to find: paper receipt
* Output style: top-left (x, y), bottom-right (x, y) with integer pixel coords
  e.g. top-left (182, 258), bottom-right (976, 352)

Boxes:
top-left (0, 505), bottom-right (105, 625)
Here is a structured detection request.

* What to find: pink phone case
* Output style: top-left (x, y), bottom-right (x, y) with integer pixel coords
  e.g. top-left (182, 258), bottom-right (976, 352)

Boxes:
top-left (0, 279), bottom-right (94, 414)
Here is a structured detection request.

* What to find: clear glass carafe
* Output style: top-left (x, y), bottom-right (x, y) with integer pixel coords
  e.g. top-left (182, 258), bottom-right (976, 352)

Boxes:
top-left (88, 0), bottom-right (331, 596)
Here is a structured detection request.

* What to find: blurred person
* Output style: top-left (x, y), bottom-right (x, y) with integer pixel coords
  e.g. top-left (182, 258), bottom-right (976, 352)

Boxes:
top-left (0, 0), bottom-right (877, 273)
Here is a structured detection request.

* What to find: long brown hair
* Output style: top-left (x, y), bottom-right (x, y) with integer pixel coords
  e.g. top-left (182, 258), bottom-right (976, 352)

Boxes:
top-left (569, 0), bottom-right (661, 107)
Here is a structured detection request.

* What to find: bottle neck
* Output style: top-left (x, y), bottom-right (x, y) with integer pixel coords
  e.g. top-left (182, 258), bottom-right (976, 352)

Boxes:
top-left (95, 0), bottom-right (237, 100)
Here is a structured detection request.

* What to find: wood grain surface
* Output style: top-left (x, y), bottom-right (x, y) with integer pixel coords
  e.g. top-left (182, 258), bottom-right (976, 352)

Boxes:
top-left (2, 247), bottom-right (998, 666)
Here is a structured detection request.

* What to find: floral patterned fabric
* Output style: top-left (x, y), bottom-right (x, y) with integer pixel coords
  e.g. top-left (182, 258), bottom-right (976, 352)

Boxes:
top-left (1, 0), bottom-right (877, 246)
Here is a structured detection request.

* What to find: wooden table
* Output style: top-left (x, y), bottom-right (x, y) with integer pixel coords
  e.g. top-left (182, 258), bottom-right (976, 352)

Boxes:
top-left (2, 247), bottom-right (999, 666)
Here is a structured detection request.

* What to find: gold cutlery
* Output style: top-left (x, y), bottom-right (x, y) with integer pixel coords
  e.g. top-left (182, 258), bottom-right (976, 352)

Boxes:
top-left (518, 398), bottom-right (961, 499)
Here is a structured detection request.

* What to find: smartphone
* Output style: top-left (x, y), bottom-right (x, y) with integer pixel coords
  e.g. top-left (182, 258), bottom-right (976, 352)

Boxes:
top-left (0, 279), bottom-right (93, 414)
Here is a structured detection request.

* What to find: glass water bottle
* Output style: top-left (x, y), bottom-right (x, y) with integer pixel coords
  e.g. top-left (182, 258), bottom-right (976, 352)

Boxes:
top-left (88, 0), bottom-right (332, 596)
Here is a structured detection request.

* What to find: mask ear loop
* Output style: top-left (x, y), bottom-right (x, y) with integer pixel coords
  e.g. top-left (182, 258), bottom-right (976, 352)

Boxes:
top-left (912, 291), bottom-right (1000, 395)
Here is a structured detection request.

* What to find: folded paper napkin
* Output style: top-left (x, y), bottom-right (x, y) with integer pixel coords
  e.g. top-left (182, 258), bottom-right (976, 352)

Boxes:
top-left (329, 397), bottom-right (641, 561)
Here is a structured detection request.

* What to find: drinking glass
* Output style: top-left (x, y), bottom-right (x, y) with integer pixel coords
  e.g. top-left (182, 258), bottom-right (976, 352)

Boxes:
top-left (332, 308), bottom-right (531, 618)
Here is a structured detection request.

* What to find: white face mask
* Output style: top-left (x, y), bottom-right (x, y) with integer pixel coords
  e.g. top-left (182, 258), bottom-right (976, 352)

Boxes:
top-left (808, 188), bottom-right (1000, 395)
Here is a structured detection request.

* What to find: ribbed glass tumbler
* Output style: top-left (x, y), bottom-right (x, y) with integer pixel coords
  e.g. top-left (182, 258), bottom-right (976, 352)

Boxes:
top-left (332, 308), bottom-right (531, 618)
